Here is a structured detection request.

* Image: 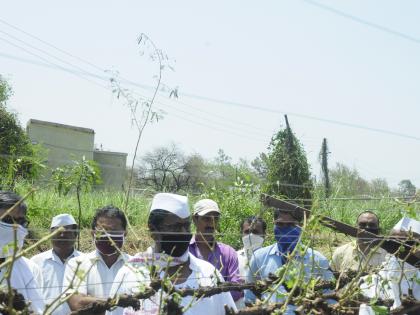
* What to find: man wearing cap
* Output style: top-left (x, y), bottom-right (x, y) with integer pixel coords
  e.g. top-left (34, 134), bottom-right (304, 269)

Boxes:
top-left (31, 213), bottom-right (81, 315)
top-left (0, 191), bottom-right (45, 314)
top-left (359, 217), bottom-right (420, 315)
top-left (109, 193), bottom-right (237, 315)
top-left (331, 211), bottom-right (387, 273)
top-left (245, 208), bottom-right (334, 310)
top-left (189, 198), bottom-right (243, 302)
top-left (63, 205), bottom-right (130, 314)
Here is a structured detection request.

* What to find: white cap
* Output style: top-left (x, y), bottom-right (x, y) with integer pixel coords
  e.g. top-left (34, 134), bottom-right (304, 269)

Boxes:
top-left (51, 214), bottom-right (77, 229)
top-left (193, 199), bottom-right (220, 216)
top-left (392, 217), bottom-right (420, 234)
top-left (150, 193), bottom-right (190, 219)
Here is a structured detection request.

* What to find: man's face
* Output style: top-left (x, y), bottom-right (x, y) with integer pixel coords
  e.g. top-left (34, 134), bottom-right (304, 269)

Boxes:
top-left (193, 211), bottom-right (220, 241)
top-left (357, 213), bottom-right (379, 234)
top-left (151, 212), bottom-right (191, 252)
top-left (0, 203), bottom-right (28, 228)
top-left (274, 212), bottom-right (298, 229)
top-left (92, 216), bottom-right (126, 255)
top-left (52, 224), bottom-right (77, 251)
top-left (242, 221), bottom-right (265, 237)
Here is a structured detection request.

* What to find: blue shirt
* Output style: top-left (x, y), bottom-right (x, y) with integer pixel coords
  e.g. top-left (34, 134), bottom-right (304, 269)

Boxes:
top-left (245, 243), bottom-right (334, 308)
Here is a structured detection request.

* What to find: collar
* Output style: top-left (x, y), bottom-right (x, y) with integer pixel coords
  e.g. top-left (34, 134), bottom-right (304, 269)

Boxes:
top-left (50, 248), bottom-right (80, 263)
top-left (94, 250), bottom-right (127, 265)
top-left (187, 253), bottom-right (205, 272)
top-left (190, 235), bottom-right (219, 248)
top-left (268, 242), bottom-right (304, 259)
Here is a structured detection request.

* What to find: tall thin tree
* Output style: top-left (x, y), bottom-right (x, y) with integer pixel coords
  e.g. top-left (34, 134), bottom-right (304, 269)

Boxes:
top-left (319, 138), bottom-right (331, 198)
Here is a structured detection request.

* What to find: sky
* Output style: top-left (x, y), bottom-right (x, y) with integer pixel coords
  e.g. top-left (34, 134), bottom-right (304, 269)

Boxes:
top-left (1, 0), bottom-right (420, 188)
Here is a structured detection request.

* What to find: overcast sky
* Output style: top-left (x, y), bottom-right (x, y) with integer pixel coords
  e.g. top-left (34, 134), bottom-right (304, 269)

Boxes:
top-left (1, 0), bottom-right (420, 188)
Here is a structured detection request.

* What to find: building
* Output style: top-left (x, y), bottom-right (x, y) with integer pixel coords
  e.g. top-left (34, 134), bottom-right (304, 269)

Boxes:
top-left (27, 119), bottom-right (127, 190)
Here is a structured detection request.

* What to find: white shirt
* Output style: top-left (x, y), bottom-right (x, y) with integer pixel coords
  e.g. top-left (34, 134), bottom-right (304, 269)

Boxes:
top-left (31, 248), bottom-right (82, 315)
top-left (109, 253), bottom-right (237, 315)
top-left (63, 250), bottom-right (130, 308)
top-left (0, 257), bottom-right (45, 314)
top-left (359, 254), bottom-right (420, 315)
top-left (236, 248), bottom-right (250, 310)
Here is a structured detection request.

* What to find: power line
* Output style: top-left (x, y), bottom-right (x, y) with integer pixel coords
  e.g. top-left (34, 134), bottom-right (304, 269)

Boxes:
top-left (0, 36), bottom-right (109, 91)
top-left (1, 19), bottom-right (420, 142)
top-left (302, 0), bottom-right (420, 45)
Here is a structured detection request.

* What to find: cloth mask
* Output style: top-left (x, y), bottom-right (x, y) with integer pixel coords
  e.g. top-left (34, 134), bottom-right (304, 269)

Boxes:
top-left (94, 232), bottom-right (124, 256)
top-left (274, 225), bottom-right (301, 256)
top-left (159, 232), bottom-right (192, 258)
top-left (0, 221), bottom-right (28, 258)
top-left (242, 233), bottom-right (264, 257)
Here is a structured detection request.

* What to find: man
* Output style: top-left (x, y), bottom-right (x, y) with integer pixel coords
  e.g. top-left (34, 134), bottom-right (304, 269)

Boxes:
top-left (109, 193), bottom-right (237, 315)
top-left (359, 217), bottom-right (420, 315)
top-left (0, 191), bottom-right (45, 314)
top-left (189, 198), bottom-right (242, 301)
top-left (31, 213), bottom-right (82, 315)
top-left (236, 216), bottom-right (266, 309)
top-left (331, 211), bottom-right (387, 273)
top-left (237, 216), bottom-right (267, 279)
top-left (245, 207), bottom-right (334, 311)
top-left (63, 205), bottom-right (129, 314)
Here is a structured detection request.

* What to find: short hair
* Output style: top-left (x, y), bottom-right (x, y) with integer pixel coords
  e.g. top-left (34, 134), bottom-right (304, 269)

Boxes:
top-left (240, 216), bottom-right (267, 233)
top-left (91, 205), bottom-right (127, 230)
top-left (148, 209), bottom-right (171, 230)
top-left (0, 191), bottom-right (26, 211)
top-left (357, 210), bottom-right (380, 226)
top-left (273, 208), bottom-right (304, 223)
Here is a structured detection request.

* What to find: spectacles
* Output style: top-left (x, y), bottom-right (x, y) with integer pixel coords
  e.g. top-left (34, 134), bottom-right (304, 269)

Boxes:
top-left (1, 215), bottom-right (30, 228)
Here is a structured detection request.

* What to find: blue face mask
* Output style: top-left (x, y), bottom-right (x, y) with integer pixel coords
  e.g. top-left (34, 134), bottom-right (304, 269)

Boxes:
top-left (274, 225), bottom-right (301, 255)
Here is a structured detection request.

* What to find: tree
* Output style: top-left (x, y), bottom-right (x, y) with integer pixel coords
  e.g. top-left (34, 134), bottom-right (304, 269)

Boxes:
top-left (264, 115), bottom-right (312, 201)
top-left (329, 163), bottom-right (369, 196)
top-left (251, 153), bottom-right (269, 179)
top-left (319, 138), bottom-right (331, 198)
top-left (398, 179), bottom-right (416, 198)
top-left (51, 156), bottom-right (101, 248)
top-left (369, 178), bottom-right (390, 195)
top-left (0, 76), bottom-right (44, 188)
top-left (137, 143), bottom-right (200, 192)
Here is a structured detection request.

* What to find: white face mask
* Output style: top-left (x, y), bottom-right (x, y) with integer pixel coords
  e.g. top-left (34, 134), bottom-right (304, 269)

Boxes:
top-left (242, 233), bottom-right (264, 253)
top-left (0, 221), bottom-right (28, 258)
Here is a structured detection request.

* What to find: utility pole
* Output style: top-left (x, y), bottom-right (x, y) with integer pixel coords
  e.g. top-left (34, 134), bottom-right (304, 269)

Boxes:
top-left (320, 138), bottom-right (331, 198)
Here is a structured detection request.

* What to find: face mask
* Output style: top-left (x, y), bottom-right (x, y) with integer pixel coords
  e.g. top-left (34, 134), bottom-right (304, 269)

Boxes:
top-left (94, 232), bottom-right (124, 256)
top-left (159, 232), bottom-right (192, 258)
top-left (242, 233), bottom-right (264, 253)
top-left (0, 221), bottom-right (28, 258)
top-left (274, 225), bottom-right (301, 255)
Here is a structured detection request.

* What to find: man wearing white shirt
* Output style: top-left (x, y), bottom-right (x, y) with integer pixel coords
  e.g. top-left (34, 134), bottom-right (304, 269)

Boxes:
top-left (63, 205), bottom-right (130, 314)
top-left (31, 213), bottom-right (82, 315)
top-left (236, 216), bottom-right (266, 309)
top-left (359, 217), bottom-right (420, 315)
top-left (0, 191), bottom-right (45, 314)
top-left (109, 193), bottom-right (237, 315)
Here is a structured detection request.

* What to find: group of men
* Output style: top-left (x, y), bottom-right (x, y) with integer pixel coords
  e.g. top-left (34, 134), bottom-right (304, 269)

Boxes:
top-left (0, 190), bottom-right (419, 315)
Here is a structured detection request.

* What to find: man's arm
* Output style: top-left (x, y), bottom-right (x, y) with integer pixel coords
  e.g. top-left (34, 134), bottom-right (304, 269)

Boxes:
top-left (244, 255), bottom-right (258, 305)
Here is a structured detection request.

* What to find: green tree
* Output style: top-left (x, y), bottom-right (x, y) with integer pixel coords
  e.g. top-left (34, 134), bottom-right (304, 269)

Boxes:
top-left (0, 76), bottom-right (44, 188)
top-left (264, 115), bottom-right (312, 201)
top-left (329, 163), bottom-right (369, 196)
top-left (51, 156), bottom-right (101, 248)
top-left (319, 138), bottom-right (331, 198)
top-left (398, 179), bottom-right (416, 198)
